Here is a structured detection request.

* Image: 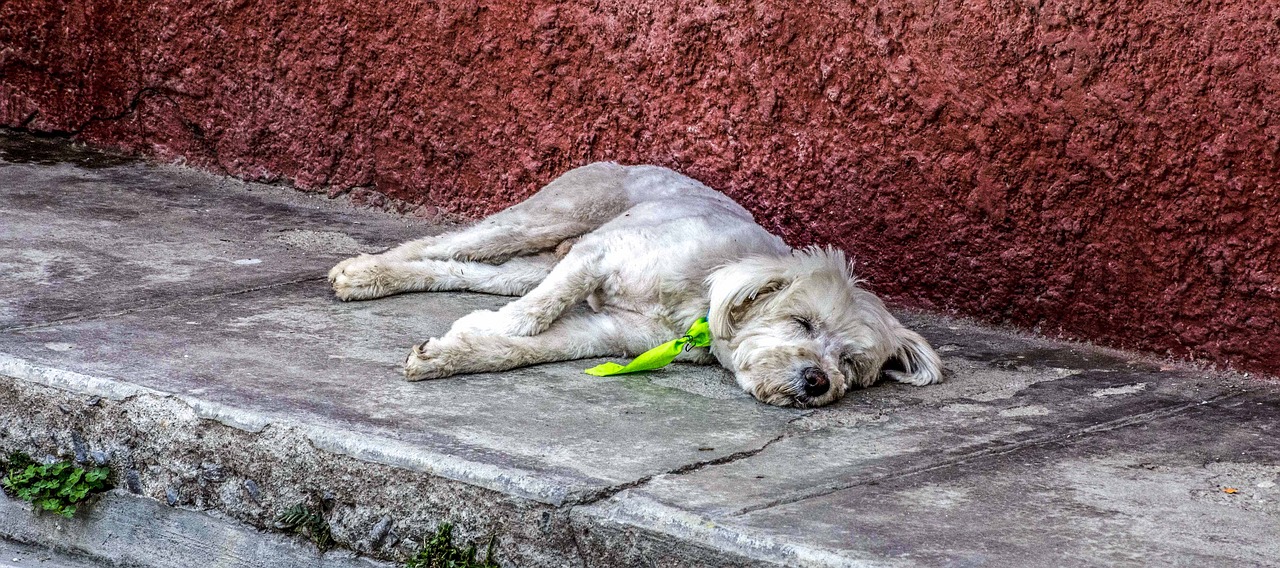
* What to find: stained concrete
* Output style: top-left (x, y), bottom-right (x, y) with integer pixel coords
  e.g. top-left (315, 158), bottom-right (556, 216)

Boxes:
top-left (1, 130), bottom-right (1278, 566)
top-left (0, 492), bottom-right (390, 568)
top-left (0, 537), bottom-right (106, 568)
top-left (0, 143), bottom-right (427, 329)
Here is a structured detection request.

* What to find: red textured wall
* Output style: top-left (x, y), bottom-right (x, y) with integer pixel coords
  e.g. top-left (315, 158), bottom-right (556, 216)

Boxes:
top-left (3, 1), bottom-right (1277, 375)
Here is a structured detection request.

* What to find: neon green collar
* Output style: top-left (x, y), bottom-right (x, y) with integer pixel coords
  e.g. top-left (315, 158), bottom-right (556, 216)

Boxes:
top-left (584, 317), bottom-right (712, 376)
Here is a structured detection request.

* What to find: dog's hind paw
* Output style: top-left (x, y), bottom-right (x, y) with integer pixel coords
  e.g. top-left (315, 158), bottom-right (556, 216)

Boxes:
top-left (328, 255), bottom-right (360, 283)
top-left (403, 338), bottom-right (457, 381)
top-left (329, 254), bottom-right (398, 301)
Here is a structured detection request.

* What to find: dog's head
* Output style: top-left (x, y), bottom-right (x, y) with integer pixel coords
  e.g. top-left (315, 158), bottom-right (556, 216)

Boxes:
top-left (706, 247), bottom-right (942, 408)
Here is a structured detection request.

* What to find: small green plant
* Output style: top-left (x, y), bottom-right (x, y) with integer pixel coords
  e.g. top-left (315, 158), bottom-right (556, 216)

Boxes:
top-left (275, 502), bottom-right (333, 550)
top-left (1, 452), bottom-right (111, 518)
top-left (405, 523), bottom-right (498, 568)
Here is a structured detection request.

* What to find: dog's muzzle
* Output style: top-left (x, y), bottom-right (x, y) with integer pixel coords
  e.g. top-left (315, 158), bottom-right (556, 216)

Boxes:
top-left (802, 366), bottom-right (830, 397)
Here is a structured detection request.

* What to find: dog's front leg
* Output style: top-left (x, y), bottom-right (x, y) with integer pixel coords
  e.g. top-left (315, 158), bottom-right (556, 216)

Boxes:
top-left (403, 308), bottom-right (668, 380)
top-left (447, 249), bottom-right (604, 336)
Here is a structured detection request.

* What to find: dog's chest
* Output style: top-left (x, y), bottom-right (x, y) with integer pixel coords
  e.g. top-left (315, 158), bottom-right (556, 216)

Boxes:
top-left (594, 257), bottom-right (707, 314)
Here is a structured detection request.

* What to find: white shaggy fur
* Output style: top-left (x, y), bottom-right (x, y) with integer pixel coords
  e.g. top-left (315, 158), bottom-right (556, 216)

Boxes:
top-left (329, 163), bottom-right (943, 407)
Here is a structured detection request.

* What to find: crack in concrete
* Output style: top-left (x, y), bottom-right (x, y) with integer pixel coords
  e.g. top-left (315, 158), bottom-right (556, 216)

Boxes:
top-left (729, 388), bottom-right (1252, 516)
top-left (1, 276), bottom-right (328, 334)
top-left (572, 431), bottom-right (791, 509)
top-left (566, 521), bottom-right (591, 568)
top-left (568, 410), bottom-right (813, 509)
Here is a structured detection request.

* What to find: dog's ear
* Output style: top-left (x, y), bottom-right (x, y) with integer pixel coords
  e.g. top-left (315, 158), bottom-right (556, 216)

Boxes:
top-left (706, 260), bottom-right (787, 339)
top-left (881, 327), bottom-right (944, 386)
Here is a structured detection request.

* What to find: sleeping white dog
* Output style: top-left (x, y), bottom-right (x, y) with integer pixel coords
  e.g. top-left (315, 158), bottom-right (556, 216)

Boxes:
top-left (328, 163), bottom-right (943, 407)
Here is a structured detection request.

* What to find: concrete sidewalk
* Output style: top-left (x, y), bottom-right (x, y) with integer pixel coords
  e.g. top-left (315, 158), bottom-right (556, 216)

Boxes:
top-left (1, 130), bottom-right (1277, 567)
top-left (0, 538), bottom-right (105, 568)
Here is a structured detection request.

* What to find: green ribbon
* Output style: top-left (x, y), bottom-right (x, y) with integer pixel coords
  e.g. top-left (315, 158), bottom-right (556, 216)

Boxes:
top-left (584, 317), bottom-right (712, 376)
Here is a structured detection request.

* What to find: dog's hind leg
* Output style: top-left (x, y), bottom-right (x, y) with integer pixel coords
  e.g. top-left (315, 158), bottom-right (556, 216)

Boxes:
top-left (330, 162), bottom-right (629, 299)
top-left (403, 307), bottom-right (668, 380)
top-left (329, 253), bottom-right (557, 301)
top-left (370, 162), bottom-right (631, 264)
top-left (391, 217), bottom-right (590, 264)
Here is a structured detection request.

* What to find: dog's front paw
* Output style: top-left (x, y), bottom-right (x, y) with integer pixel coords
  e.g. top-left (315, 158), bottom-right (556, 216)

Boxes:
top-left (329, 254), bottom-right (397, 301)
top-left (404, 338), bottom-right (460, 381)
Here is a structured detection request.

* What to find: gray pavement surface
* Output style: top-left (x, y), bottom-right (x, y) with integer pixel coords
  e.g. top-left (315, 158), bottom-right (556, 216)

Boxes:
top-left (0, 539), bottom-right (102, 568)
top-left (1, 129), bottom-right (1277, 567)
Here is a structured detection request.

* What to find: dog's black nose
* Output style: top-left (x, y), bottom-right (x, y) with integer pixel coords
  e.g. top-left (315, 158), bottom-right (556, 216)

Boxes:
top-left (802, 367), bottom-right (830, 397)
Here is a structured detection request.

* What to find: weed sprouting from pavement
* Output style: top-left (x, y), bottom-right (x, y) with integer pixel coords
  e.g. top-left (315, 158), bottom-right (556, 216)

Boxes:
top-left (275, 501), bottom-right (334, 550)
top-left (1, 452), bottom-right (112, 518)
top-left (404, 523), bottom-right (498, 568)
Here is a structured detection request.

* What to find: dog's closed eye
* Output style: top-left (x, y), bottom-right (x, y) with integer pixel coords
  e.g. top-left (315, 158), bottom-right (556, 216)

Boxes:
top-left (793, 316), bottom-right (814, 334)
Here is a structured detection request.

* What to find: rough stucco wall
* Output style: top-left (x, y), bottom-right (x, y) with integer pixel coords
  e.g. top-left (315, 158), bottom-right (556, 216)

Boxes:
top-left (2, 0), bottom-right (1277, 374)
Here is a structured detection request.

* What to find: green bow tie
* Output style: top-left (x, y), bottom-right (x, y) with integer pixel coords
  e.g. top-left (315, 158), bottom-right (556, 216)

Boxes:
top-left (584, 317), bottom-right (712, 376)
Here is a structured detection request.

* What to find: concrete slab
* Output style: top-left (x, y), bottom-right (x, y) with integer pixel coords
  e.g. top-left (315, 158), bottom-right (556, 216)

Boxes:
top-left (0, 280), bottom-right (799, 504)
top-left (0, 491), bottom-right (390, 568)
top-left (590, 318), bottom-right (1243, 518)
top-left (0, 137), bottom-right (427, 328)
top-left (701, 391), bottom-right (1280, 567)
top-left (2, 130), bottom-right (1277, 567)
top-left (573, 335), bottom-right (1269, 565)
top-left (0, 537), bottom-right (105, 568)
